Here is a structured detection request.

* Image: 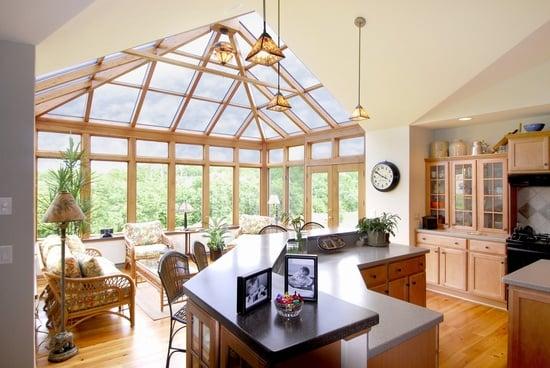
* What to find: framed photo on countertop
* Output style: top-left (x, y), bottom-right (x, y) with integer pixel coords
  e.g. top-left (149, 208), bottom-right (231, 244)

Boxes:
top-left (285, 254), bottom-right (318, 302)
top-left (237, 267), bottom-right (272, 314)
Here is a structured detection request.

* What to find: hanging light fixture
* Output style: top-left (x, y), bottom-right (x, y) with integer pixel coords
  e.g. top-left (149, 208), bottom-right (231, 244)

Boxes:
top-left (267, 0), bottom-right (291, 112)
top-left (350, 16), bottom-right (370, 121)
top-left (213, 28), bottom-right (235, 65)
top-left (246, 0), bottom-right (285, 66)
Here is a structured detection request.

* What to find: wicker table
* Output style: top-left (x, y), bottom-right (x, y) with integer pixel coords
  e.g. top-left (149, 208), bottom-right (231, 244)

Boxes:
top-left (135, 258), bottom-right (167, 312)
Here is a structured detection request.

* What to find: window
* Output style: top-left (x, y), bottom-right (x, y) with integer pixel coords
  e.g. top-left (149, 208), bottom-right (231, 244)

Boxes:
top-left (91, 161), bottom-right (127, 234)
top-left (209, 166), bottom-right (233, 223)
top-left (212, 106), bottom-right (250, 135)
top-left (37, 132), bottom-right (81, 152)
top-left (288, 146), bottom-right (304, 161)
top-left (90, 84), bottom-right (139, 123)
top-left (209, 146), bottom-right (233, 162)
top-left (338, 171), bottom-right (359, 227)
top-left (114, 64), bottom-right (149, 85)
top-left (136, 140), bottom-right (168, 158)
top-left (176, 165), bottom-right (203, 228)
top-left (269, 148), bottom-right (283, 163)
top-left (36, 158), bottom-right (63, 238)
top-left (48, 95), bottom-right (87, 118)
top-left (287, 97), bottom-right (326, 129)
top-left (289, 166), bottom-right (304, 217)
top-left (339, 136), bottom-right (364, 157)
top-left (309, 87), bottom-right (349, 123)
top-left (280, 49), bottom-right (320, 89)
top-left (239, 149), bottom-right (261, 164)
top-left (311, 141), bottom-right (332, 160)
top-left (178, 99), bottom-right (219, 132)
top-left (137, 91), bottom-right (183, 128)
top-left (262, 109), bottom-right (300, 134)
top-left (239, 168), bottom-right (260, 216)
top-left (269, 167), bottom-right (284, 217)
top-left (149, 61), bottom-right (195, 93)
top-left (136, 163), bottom-right (168, 227)
top-left (90, 136), bottom-right (128, 155)
top-left (176, 144), bottom-right (203, 160)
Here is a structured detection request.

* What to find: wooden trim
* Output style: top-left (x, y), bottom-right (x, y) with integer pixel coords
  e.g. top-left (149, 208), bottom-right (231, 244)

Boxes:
top-left (425, 153), bottom-right (506, 162)
top-left (167, 141), bottom-right (176, 230)
top-left (130, 62), bottom-right (156, 127)
top-left (127, 138), bottom-right (137, 223)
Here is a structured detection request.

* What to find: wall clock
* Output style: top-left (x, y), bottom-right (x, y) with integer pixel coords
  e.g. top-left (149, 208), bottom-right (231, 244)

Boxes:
top-left (371, 161), bottom-right (400, 192)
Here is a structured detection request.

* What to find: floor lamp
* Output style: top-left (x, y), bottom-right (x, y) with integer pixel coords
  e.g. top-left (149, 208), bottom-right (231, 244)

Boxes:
top-left (43, 191), bottom-right (85, 362)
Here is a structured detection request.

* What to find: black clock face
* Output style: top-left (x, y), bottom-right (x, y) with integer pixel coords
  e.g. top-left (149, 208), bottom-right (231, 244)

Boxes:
top-left (371, 161), bottom-right (400, 192)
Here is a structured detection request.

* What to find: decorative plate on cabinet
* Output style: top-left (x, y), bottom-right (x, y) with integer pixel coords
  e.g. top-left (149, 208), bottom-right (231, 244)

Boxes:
top-left (317, 236), bottom-right (346, 251)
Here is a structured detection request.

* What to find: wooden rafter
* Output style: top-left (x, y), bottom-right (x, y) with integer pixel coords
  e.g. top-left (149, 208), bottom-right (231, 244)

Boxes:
top-left (205, 80), bottom-right (241, 135)
top-left (236, 112), bottom-right (254, 138)
top-left (130, 62), bottom-right (156, 127)
top-left (170, 31), bottom-right (221, 132)
top-left (35, 89), bottom-right (88, 116)
top-left (255, 83), bottom-right (322, 109)
top-left (171, 49), bottom-right (241, 72)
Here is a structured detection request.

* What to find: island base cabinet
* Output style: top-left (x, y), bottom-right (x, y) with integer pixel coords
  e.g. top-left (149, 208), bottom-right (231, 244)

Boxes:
top-left (187, 300), bottom-right (220, 368)
top-left (508, 286), bottom-right (550, 367)
top-left (409, 272), bottom-right (427, 307)
top-left (388, 277), bottom-right (408, 301)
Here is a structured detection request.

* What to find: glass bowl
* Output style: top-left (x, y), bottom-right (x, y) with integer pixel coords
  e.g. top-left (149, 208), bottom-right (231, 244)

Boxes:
top-left (275, 299), bottom-right (303, 319)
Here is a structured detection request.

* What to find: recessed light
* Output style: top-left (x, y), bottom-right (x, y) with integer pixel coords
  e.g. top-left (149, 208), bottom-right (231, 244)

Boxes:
top-left (458, 117), bottom-right (472, 121)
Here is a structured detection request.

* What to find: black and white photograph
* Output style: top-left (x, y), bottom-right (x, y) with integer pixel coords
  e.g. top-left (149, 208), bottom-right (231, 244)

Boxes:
top-left (237, 267), bottom-right (272, 314)
top-left (285, 255), bottom-right (318, 301)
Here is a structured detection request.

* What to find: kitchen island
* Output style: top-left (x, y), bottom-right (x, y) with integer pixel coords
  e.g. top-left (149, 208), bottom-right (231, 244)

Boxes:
top-left (183, 229), bottom-right (442, 367)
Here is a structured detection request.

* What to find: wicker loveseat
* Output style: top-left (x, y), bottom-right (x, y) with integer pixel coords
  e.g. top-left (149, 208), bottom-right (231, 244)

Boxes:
top-left (123, 221), bottom-right (174, 280)
top-left (39, 235), bottom-right (135, 331)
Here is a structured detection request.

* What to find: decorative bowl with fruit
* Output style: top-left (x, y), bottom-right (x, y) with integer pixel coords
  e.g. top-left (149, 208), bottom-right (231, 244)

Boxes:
top-left (275, 293), bottom-right (303, 319)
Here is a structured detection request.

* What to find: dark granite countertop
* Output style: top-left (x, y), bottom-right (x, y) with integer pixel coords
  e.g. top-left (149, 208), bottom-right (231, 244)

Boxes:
top-left (183, 229), bottom-right (443, 361)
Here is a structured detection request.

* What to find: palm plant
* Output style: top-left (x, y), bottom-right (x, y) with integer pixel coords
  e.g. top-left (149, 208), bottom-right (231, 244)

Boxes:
top-left (204, 217), bottom-right (229, 251)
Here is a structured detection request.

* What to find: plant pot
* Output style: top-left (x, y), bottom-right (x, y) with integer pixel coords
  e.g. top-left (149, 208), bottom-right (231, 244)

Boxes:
top-left (356, 234), bottom-right (368, 246)
top-left (366, 230), bottom-right (389, 247)
top-left (209, 249), bottom-right (222, 262)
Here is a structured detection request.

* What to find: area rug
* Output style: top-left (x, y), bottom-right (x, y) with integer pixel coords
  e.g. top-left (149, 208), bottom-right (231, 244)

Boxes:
top-left (135, 283), bottom-right (184, 321)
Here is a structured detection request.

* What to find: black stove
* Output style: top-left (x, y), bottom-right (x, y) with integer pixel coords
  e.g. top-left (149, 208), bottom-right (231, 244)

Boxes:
top-left (506, 226), bottom-right (550, 272)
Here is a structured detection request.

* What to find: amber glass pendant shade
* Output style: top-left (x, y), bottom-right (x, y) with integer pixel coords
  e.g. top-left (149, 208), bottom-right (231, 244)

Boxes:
top-left (246, 32), bottom-right (285, 66)
top-left (267, 92), bottom-right (291, 112)
top-left (213, 41), bottom-right (235, 65)
top-left (350, 104), bottom-right (370, 121)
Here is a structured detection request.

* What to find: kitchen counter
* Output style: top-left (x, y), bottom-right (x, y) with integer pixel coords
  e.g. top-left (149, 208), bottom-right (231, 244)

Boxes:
top-left (183, 229), bottom-right (442, 363)
top-left (503, 259), bottom-right (550, 293)
top-left (416, 228), bottom-right (508, 243)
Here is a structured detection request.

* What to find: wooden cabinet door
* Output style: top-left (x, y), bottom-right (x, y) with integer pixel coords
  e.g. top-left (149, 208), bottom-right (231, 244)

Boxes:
top-left (468, 252), bottom-right (506, 301)
top-left (450, 160), bottom-right (477, 230)
top-left (508, 136), bottom-right (549, 172)
top-left (426, 161), bottom-right (449, 228)
top-left (439, 247), bottom-right (467, 291)
top-left (370, 283), bottom-right (388, 295)
top-left (408, 272), bottom-right (427, 307)
top-left (187, 301), bottom-right (219, 368)
top-left (388, 276), bottom-right (409, 301)
top-left (220, 326), bottom-right (267, 368)
top-left (477, 158), bottom-right (508, 233)
top-left (419, 244), bottom-right (440, 285)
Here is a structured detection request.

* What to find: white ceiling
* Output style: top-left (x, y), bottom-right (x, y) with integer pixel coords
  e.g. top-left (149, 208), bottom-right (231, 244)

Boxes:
top-left (14, 0), bottom-right (550, 131)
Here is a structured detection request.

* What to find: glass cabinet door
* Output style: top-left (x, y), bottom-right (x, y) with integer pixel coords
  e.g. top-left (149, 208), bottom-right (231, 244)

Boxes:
top-left (451, 161), bottom-right (476, 229)
top-left (187, 301), bottom-right (218, 368)
top-left (427, 163), bottom-right (448, 227)
top-left (478, 159), bottom-right (508, 232)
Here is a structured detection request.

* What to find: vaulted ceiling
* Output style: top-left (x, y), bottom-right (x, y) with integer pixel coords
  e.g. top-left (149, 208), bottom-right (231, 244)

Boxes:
top-left (14, 0), bottom-right (550, 131)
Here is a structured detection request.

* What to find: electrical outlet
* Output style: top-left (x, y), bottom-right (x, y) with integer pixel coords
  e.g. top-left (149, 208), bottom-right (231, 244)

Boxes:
top-left (0, 197), bottom-right (12, 215)
top-left (0, 245), bottom-right (13, 264)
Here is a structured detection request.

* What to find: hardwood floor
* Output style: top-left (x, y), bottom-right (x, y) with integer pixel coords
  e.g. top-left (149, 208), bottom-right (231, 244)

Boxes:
top-left (35, 288), bottom-right (508, 367)
top-left (427, 291), bottom-right (508, 368)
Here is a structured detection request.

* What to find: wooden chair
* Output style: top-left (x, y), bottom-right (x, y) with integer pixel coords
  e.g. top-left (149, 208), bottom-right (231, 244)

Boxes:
top-left (157, 251), bottom-right (192, 368)
top-left (301, 221), bottom-right (325, 231)
top-left (259, 224), bottom-right (288, 234)
top-left (193, 241), bottom-right (209, 272)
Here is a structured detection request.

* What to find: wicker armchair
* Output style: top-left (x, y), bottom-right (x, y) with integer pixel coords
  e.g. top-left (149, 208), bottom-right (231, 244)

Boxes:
top-left (123, 221), bottom-right (174, 280)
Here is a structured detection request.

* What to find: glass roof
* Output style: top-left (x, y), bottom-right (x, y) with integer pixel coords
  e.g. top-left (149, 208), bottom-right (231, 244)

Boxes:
top-left (36, 12), bottom-right (355, 141)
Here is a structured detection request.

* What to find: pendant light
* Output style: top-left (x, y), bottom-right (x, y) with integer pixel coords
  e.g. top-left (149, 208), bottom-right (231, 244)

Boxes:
top-left (213, 28), bottom-right (235, 65)
top-left (350, 16), bottom-right (370, 121)
top-left (246, 0), bottom-right (285, 66)
top-left (267, 0), bottom-right (291, 112)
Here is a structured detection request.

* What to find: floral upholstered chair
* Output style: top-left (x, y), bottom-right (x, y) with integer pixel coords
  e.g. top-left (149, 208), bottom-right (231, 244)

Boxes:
top-left (123, 220), bottom-right (174, 280)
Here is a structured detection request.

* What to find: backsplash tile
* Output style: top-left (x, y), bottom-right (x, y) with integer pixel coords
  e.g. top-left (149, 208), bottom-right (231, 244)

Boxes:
top-left (517, 187), bottom-right (550, 233)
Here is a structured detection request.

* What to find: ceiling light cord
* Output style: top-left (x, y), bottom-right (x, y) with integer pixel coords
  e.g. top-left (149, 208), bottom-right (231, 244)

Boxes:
top-left (277, 0), bottom-right (281, 92)
top-left (263, 0), bottom-right (267, 33)
top-left (358, 23), bottom-right (361, 105)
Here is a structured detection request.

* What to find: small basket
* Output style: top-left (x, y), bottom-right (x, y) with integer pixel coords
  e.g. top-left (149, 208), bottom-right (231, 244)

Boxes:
top-left (275, 299), bottom-right (303, 319)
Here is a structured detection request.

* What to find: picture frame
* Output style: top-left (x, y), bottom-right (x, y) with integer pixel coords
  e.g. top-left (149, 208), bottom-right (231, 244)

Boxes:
top-left (237, 267), bottom-right (272, 315)
top-left (284, 254), bottom-right (318, 302)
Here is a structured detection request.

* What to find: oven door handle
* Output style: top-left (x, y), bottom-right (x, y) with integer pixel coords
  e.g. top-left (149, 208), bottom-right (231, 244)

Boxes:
top-left (506, 246), bottom-right (547, 255)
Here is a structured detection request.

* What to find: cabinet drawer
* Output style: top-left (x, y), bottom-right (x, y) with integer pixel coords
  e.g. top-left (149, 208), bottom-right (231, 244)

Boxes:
top-left (360, 265), bottom-right (387, 287)
top-left (469, 239), bottom-right (506, 255)
top-left (388, 256), bottom-right (426, 280)
top-left (416, 233), bottom-right (467, 249)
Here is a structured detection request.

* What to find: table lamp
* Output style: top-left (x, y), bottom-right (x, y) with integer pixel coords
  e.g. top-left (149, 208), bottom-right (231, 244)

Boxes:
top-left (43, 191), bottom-right (85, 362)
top-left (178, 202), bottom-right (194, 229)
top-left (268, 194), bottom-right (280, 224)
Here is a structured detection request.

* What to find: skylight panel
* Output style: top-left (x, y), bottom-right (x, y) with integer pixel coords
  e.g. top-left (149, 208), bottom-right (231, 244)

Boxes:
top-left (164, 53), bottom-right (200, 65)
top-left (36, 59), bottom-right (96, 82)
top-left (309, 87), bottom-right (349, 123)
top-left (229, 84), bottom-right (251, 107)
top-left (178, 98), bottom-right (220, 132)
top-left (48, 94), bottom-right (87, 118)
top-left (249, 67), bottom-right (290, 93)
top-left (280, 49), bottom-right (320, 88)
top-left (262, 109), bottom-right (301, 134)
top-left (287, 97), bottom-right (327, 129)
top-left (212, 106), bottom-right (250, 135)
top-left (178, 32), bottom-right (213, 56)
top-left (250, 85), bottom-right (269, 105)
top-left (137, 91), bottom-right (183, 128)
top-left (206, 62), bottom-right (239, 75)
top-left (259, 119), bottom-right (280, 139)
top-left (149, 61), bottom-right (195, 93)
top-left (193, 73), bottom-right (234, 101)
top-left (90, 84), bottom-right (139, 123)
top-left (242, 120), bottom-right (262, 139)
top-left (114, 64), bottom-right (149, 85)
top-left (239, 12), bottom-right (281, 43)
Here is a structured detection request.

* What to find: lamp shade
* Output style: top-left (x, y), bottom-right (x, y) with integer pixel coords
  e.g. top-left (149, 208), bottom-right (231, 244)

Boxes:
top-left (213, 41), bottom-right (234, 65)
top-left (178, 202), bottom-right (194, 213)
top-left (267, 92), bottom-right (291, 112)
top-left (350, 104), bottom-right (370, 121)
top-left (245, 32), bottom-right (285, 66)
top-left (267, 194), bottom-right (280, 205)
top-left (42, 192), bottom-right (85, 224)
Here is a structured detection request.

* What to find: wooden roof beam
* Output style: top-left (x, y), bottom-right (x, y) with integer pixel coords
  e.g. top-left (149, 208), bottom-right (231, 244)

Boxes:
top-left (130, 62), bottom-right (157, 127)
top-left (205, 80), bottom-right (242, 135)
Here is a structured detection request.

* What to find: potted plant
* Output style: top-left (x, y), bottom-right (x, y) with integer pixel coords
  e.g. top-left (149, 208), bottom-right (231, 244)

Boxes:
top-left (204, 217), bottom-right (229, 261)
top-left (356, 213), bottom-right (400, 247)
top-left (290, 215), bottom-right (305, 243)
